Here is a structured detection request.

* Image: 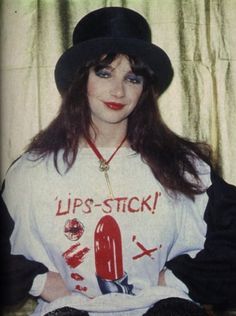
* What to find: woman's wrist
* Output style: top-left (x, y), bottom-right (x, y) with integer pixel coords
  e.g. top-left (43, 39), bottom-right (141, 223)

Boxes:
top-left (29, 273), bottom-right (48, 297)
top-left (40, 271), bottom-right (71, 302)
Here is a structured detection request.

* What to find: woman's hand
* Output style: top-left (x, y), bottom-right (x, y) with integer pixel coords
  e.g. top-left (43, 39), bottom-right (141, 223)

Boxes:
top-left (40, 271), bottom-right (71, 302)
top-left (158, 269), bottom-right (167, 286)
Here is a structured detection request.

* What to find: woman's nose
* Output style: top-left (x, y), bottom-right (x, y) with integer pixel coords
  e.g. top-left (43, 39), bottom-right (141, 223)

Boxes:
top-left (110, 79), bottom-right (125, 98)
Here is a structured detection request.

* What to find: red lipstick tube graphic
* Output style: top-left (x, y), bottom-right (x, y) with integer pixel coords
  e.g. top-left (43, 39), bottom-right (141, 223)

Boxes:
top-left (94, 215), bottom-right (133, 294)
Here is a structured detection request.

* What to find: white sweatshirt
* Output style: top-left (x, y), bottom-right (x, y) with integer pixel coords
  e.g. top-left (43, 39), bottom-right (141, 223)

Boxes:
top-left (2, 147), bottom-right (211, 315)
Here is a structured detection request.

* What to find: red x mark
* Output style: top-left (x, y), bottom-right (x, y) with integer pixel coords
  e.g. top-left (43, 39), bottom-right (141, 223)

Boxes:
top-left (132, 236), bottom-right (160, 260)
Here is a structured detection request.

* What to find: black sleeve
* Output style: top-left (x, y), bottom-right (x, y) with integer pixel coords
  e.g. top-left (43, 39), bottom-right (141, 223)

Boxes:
top-left (0, 181), bottom-right (48, 307)
top-left (166, 170), bottom-right (236, 307)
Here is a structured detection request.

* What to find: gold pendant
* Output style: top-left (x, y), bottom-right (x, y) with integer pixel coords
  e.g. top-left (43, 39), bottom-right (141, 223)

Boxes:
top-left (99, 160), bottom-right (109, 172)
top-left (99, 160), bottom-right (114, 198)
top-left (104, 170), bottom-right (114, 198)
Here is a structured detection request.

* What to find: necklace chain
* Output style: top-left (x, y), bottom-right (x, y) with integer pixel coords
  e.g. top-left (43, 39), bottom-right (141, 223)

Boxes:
top-left (86, 136), bottom-right (126, 169)
top-left (85, 136), bottom-right (126, 198)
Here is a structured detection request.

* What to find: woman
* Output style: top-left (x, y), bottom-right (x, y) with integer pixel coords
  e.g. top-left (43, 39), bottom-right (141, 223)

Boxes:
top-left (1, 7), bottom-right (236, 316)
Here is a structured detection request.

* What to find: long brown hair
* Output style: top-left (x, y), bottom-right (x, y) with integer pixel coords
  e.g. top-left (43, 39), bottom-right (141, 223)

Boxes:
top-left (27, 53), bottom-right (212, 199)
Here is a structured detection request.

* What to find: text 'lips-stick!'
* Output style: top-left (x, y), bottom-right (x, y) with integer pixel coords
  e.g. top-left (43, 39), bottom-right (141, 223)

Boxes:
top-left (94, 215), bottom-right (124, 280)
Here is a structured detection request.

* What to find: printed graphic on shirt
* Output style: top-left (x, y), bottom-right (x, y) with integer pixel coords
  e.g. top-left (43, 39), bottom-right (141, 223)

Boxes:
top-left (132, 235), bottom-right (162, 260)
top-left (64, 218), bottom-right (84, 241)
top-left (55, 191), bottom-right (161, 216)
top-left (62, 243), bottom-right (90, 269)
top-left (62, 241), bottom-right (90, 293)
top-left (60, 192), bottom-right (163, 295)
top-left (71, 272), bottom-right (88, 292)
top-left (94, 215), bottom-right (133, 294)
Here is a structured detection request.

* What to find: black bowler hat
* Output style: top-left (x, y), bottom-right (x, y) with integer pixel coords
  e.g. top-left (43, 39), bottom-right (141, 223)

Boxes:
top-left (54, 7), bottom-right (174, 94)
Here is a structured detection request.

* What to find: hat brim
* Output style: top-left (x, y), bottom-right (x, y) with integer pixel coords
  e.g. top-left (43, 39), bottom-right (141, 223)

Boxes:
top-left (54, 38), bottom-right (174, 94)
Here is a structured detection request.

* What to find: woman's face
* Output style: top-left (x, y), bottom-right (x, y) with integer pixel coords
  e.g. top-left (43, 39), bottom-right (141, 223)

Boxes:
top-left (87, 55), bottom-right (144, 130)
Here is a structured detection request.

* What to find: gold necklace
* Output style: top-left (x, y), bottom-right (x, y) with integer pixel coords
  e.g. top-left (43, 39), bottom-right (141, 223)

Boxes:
top-left (86, 136), bottom-right (126, 198)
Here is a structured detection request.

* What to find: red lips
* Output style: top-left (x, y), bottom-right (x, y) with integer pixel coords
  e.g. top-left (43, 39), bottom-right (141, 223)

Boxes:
top-left (104, 101), bottom-right (125, 110)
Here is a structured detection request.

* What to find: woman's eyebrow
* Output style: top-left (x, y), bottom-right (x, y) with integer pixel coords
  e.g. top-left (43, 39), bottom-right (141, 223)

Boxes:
top-left (99, 65), bottom-right (113, 71)
top-left (98, 63), bottom-right (135, 74)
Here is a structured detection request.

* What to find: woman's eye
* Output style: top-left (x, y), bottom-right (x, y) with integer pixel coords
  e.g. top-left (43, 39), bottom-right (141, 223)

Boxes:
top-left (126, 74), bottom-right (143, 84)
top-left (95, 69), bottom-right (111, 78)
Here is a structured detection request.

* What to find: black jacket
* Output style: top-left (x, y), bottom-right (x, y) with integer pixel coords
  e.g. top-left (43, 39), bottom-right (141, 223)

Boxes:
top-left (0, 181), bottom-right (48, 306)
top-left (166, 170), bottom-right (236, 306)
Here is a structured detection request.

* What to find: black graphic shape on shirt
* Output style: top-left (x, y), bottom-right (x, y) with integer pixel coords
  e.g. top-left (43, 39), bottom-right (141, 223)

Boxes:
top-left (94, 215), bottom-right (133, 294)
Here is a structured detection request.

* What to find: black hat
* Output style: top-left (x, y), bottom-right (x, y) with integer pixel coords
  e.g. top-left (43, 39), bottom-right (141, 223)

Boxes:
top-left (54, 7), bottom-right (174, 94)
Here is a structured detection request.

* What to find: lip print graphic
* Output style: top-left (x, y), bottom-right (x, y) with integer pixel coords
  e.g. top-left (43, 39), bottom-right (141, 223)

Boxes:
top-left (94, 215), bottom-right (133, 294)
top-left (63, 243), bottom-right (90, 268)
top-left (64, 218), bottom-right (84, 241)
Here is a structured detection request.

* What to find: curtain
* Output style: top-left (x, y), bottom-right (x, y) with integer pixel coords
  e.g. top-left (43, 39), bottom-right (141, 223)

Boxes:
top-left (1, 1), bottom-right (236, 314)
top-left (1, 0), bottom-right (236, 185)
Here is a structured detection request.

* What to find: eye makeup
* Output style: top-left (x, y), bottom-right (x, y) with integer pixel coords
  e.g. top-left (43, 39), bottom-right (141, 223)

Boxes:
top-left (94, 67), bottom-right (143, 85)
top-left (125, 72), bottom-right (144, 84)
